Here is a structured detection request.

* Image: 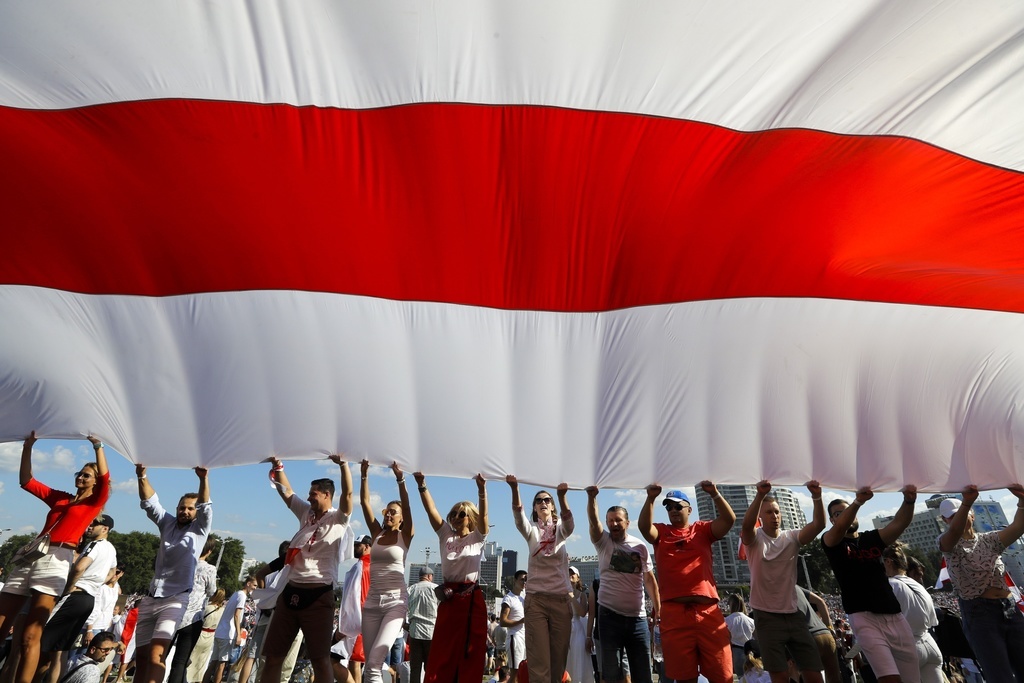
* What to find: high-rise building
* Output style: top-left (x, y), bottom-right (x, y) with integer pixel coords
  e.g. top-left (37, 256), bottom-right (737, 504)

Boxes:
top-left (566, 556), bottom-right (601, 589)
top-left (502, 549), bottom-right (518, 580)
top-left (697, 485), bottom-right (807, 586)
top-left (871, 508), bottom-right (941, 558)
top-left (480, 540), bottom-right (504, 592)
top-left (238, 557), bottom-right (260, 582)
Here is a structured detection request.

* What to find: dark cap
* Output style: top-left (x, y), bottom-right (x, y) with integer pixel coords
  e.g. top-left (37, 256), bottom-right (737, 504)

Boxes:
top-left (356, 535), bottom-right (372, 546)
top-left (418, 566), bottom-right (433, 578)
top-left (94, 514), bottom-right (114, 530)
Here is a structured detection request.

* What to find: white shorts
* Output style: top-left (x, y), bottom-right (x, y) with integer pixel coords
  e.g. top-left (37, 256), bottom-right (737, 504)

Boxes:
top-left (135, 594), bottom-right (188, 647)
top-left (508, 630), bottom-right (526, 669)
top-left (849, 611), bottom-right (920, 682)
top-left (0, 547), bottom-right (74, 597)
top-left (211, 637), bottom-right (235, 662)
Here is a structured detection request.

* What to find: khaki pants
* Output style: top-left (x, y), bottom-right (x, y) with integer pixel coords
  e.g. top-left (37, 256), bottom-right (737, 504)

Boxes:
top-left (524, 593), bottom-right (574, 683)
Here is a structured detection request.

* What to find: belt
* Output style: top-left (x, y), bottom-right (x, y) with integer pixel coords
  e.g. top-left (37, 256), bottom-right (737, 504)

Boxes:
top-left (202, 628), bottom-right (216, 633)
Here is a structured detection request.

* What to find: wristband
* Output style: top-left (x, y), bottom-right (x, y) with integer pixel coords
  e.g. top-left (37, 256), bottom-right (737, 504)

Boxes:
top-left (138, 474), bottom-right (147, 479)
top-left (92, 442), bottom-right (103, 452)
top-left (396, 477), bottom-right (406, 484)
top-left (811, 496), bottom-right (821, 501)
top-left (273, 463), bottom-right (284, 472)
top-left (851, 500), bottom-right (862, 507)
top-left (418, 485), bottom-right (427, 493)
top-left (712, 493), bottom-right (722, 500)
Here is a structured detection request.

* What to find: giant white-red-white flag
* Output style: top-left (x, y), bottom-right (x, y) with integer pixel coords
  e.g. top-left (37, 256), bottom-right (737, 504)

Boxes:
top-left (2, 2), bottom-right (1024, 488)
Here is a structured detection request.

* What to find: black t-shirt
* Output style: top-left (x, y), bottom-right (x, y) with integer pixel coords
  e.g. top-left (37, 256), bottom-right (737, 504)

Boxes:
top-left (822, 529), bottom-right (900, 614)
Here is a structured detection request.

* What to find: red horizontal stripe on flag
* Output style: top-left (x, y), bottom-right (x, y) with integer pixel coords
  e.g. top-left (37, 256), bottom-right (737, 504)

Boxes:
top-left (2, 100), bottom-right (1023, 312)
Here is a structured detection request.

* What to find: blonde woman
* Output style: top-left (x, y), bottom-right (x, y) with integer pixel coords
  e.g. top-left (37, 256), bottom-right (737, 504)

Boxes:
top-left (359, 461), bottom-right (414, 683)
top-left (506, 477), bottom-right (574, 683)
top-left (414, 472), bottom-right (488, 683)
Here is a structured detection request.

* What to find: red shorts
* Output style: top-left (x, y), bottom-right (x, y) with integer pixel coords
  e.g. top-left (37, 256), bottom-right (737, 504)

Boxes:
top-left (660, 601), bottom-right (732, 682)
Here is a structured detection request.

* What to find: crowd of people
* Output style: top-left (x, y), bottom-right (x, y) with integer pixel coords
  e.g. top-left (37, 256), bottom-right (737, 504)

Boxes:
top-left (2, 434), bottom-right (1024, 683)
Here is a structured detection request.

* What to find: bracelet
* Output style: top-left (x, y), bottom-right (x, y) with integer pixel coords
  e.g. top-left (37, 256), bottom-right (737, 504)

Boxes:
top-left (273, 463), bottom-right (284, 472)
top-left (712, 493), bottom-right (722, 500)
top-left (396, 478), bottom-right (406, 484)
top-left (851, 500), bottom-right (862, 507)
top-left (418, 485), bottom-right (427, 493)
top-left (138, 475), bottom-right (147, 479)
top-left (812, 496), bottom-right (821, 501)
top-left (93, 442), bottom-right (103, 452)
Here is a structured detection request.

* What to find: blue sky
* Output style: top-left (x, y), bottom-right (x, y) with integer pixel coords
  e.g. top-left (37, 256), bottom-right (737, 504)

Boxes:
top-left (2, 438), bottom-right (1020, 573)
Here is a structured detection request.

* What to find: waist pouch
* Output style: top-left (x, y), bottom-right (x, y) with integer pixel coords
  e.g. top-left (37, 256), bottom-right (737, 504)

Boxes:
top-left (282, 583), bottom-right (332, 610)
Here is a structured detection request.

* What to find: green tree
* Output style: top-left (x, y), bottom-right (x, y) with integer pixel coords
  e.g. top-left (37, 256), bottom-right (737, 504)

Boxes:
top-left (0, 533), bottom-right (39, 574)
top-left (799, 539), bottom-right (839, 594)
top-left (903, 546), bottom-right (941, 588)
top-left (209, 534), bottom-right (247, 594)
top-left (107, 530), bottom-right (160, 594)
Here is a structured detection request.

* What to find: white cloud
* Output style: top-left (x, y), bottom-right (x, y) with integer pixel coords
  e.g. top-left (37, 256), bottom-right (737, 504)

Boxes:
top-left (0, 481), bottom-right (5, 495)
top-left (0, 443), bottom-right (77, 473)
top-left (613, 489), bottom-right (648, 510)
top-left (358, 492), bottom-right (383, 511)
top-left (110, 480), bottom-right (137, 493)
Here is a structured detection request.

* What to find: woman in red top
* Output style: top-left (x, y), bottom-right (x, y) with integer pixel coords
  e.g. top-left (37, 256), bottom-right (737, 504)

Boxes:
top-left (0, 431), bottom-right (111, 683)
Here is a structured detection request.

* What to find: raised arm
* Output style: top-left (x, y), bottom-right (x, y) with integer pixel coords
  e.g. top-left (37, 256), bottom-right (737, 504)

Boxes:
top-left (939, 485), bottom-right (978, 552)
top-left (798, 480), bottom-right (826, 546)
top-left (269, 458), bottom-right (294, 504)
top-left (740, 480), bottom-right (771, 546)
top-left (638, 484), bottom-right (660, 544)
top-left (998, 485), bottom-right (1024, 549)
top-left (19, 431), bottom-right (36, 486)
top-left (557, 482), bottom-right (573, 535)
top-left (62, 552), bottom-right (95, 596)
top-left (702, 480), bottom-right (737, 539)
top-left (195, 467), bottom-right (210, 504)
top-left (507, 475), bottom-right (522, 509)
top-left (360, 460), bottom-right (382, 537)
top-left (878, 486), bottom-right (918, 546)
top-left (586, 486), bottom-right (604, 543)
top-left (329, 454), bottom-right (353, 516)
top-left (414, 472), bottom-right (444, 532)
top-left (136, 463), bottom-right (156, 501)
top-left (86, 435), bottom-right (109, 478)
top-left (393, 462), bottom-right (414, 545)
top-left (475, 474), bottom-right (489, 536)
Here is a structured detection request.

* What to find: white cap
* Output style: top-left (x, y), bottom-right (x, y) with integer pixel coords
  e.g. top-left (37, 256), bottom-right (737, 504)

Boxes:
top-left (568, 566), bottom-right (579, 576)
top-left (939, 498), bottom-right (961, 519)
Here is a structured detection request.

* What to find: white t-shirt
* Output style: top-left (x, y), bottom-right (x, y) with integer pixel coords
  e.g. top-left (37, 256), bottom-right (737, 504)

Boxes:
top-left (215, 590), bottom-right (247, 640)
top-left (514, 507), bottom-right (573, 595)
top-left (888, 575), bottom-right (938, 637)
top-left (76, 539), bottom-right (118, 596)
top-left (745, 528), bottom-right (801, 613)
top-left (501, 591), bottom-right (526, 636)
top-left (437, 526), bottom-right (485, 584)
top-left (593, 531), bottom-right (652, 617)
top-left (286, 497), bottom-right (350, 585)
top-left (725, 611), bottom-right (755, 646)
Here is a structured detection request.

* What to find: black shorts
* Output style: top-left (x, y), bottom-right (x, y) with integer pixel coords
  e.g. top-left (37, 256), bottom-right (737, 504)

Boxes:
top-left (41, 592), bottom-right (96, 652)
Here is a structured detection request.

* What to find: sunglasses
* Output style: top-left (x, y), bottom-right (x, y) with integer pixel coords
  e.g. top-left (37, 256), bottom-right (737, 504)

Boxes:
top-left (74, 471), bottom-right (94, 478)
top-left (534, 497), bottom-right (553, 505)
top-left (452, 511), bottom-right (468, 519)
top-left (665, 503), bottom-right (689, 512)
top-left (89, 520), bottom-right (105, 527)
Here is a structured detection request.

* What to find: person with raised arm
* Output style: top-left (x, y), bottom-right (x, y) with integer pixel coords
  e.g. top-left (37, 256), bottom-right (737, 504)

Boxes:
top-left (506, 476), bottom-right (575, 683)
top-left (0, 433), bottom-right (110, 683)
top-left (638, 481), bottom-right (736, 683)
top-left (358, 460), bottom-right (414, 683)
top-left (938, 484), bottom-right (1024, 681)
top-left (414, 472), bottom-right (489, 683)
top-left (585, 486), bottom-right (660, 683)
top-left (133, 464), bottom-right (212, 683)
top-left (739, 480), bottom-right (825, 683)
top-left (257, 455), bottom-right (352, 683)
top-left (823, 485), bottom-right (920, 683)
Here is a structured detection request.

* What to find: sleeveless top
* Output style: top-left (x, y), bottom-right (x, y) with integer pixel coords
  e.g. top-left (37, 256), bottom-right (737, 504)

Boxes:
top-left (368, 530), bottom-right (409, 599)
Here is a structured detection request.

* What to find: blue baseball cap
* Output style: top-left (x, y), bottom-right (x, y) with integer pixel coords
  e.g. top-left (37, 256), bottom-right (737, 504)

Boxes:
top-left (663, 490), bottom-right (691, 506)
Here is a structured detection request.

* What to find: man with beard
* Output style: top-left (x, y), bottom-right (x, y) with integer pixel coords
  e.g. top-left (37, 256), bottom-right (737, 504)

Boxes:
top-left (638, 482), bottom-right (736, 683)
top-left (38, 514), bottom-right (118, 683)
top-left (133, 466), bottom-right (213, 683)
top-left (585, 487), bottom-right (660, 683)
top-left (823, 486), bottom-right (919, 683)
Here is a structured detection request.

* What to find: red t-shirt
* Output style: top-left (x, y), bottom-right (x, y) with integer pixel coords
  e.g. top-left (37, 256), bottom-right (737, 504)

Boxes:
top-left (23, 473), bottom-right (111, 544)
top-left (652, 520), bottom-right (719, 601)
